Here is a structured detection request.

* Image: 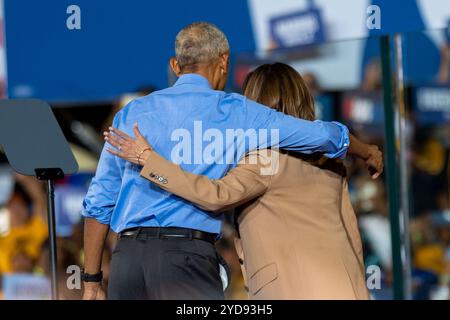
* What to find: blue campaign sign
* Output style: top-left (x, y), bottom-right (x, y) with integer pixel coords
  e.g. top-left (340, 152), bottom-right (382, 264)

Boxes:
top-left (3, 274), bottom-right (51, 300)
top-left (4, 0), bottom-right (255, 103)
top-left (412, 85), bottom-right (450, 125)
top-left (340, 91), bottom-right (384, 136)
top-left (54, 184), bottom-right (87, 237)
top-left (269, 8), bottom-right (326, 49)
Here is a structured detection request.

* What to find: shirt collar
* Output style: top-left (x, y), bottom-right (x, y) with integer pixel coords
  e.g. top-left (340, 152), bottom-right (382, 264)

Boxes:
top-left (173, 73), bottom-right (212, 89)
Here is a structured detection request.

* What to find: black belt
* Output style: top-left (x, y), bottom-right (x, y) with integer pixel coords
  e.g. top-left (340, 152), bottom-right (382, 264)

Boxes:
top-left (118, 227), bottom-right (217, 244)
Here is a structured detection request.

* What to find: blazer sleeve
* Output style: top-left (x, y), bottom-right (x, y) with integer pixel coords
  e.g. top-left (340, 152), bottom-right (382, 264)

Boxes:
top-left (140, 150), bottom-right (273, 212)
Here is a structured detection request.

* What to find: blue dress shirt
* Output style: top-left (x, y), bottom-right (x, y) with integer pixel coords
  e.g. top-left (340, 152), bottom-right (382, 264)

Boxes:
top-left (82, 74), bottom-right (349, 234)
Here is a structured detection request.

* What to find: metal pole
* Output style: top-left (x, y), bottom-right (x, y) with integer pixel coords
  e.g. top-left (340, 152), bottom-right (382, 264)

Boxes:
top-left (46, 179), bottom-right (59, 300)
top-left (393, 33), bottom-right (413, 300)
top-left (379, 35), bottom-right (405, 300)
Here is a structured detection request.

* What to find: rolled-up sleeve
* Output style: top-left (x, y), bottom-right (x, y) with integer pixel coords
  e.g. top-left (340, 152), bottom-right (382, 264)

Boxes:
top-left (244, 98), bottom-right (350, 159)
top-left (323, 121), bottom-right (350, 159)
top-left (81, 113), bottom-right (125, 225)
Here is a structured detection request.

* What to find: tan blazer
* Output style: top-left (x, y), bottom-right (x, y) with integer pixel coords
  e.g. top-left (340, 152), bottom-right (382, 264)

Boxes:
top-left (140, 150), bottom-right (369, 300)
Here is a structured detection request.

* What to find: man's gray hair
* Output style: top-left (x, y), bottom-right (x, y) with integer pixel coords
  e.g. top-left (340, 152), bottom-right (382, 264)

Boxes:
top-left (175, 22), bottom-right (229, 69)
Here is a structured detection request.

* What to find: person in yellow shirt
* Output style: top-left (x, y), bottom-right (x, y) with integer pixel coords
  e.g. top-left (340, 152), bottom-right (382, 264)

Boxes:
top-left (0, 174), bottom-right (48, 274)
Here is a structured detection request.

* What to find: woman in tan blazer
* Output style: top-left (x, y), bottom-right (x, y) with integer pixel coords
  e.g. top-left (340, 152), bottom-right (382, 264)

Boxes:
top-left (105, 63), bottom-right (382, 299)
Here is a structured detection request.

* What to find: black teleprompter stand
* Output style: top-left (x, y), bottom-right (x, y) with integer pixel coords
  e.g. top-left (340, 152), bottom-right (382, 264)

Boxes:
top-left (0, 99), bottom-right (78, 299)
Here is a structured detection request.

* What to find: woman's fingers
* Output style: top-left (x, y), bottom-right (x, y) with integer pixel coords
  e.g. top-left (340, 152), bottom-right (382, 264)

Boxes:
top-left (133, 123), bottom-right (143, 139)
top-left (106, 147), bottom-right (124, 158)
top-left (133, 123), bottom-right (152, 150)
top-left (104, 131), bottom-right (124, 149)
top-left (109, 126), bottom-right (132, 141)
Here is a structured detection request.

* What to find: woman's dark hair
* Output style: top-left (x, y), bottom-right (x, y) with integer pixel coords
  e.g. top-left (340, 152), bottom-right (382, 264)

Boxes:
top-left (242, 62), bottom-right (315, 121)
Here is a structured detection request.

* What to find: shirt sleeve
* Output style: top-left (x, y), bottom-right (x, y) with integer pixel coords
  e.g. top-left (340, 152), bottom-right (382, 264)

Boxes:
top-left (81, 112), bottom-right (126, 225)
top-left (244, 98), bottom-right (350, 159)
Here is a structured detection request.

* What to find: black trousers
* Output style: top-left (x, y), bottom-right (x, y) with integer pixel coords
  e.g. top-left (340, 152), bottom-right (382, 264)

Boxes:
top-left (108, 233), bottom-right (224, 300)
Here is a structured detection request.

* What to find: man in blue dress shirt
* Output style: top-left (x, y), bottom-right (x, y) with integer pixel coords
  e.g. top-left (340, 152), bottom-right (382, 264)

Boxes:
top-left (81, 22), bottom-right (380, 300)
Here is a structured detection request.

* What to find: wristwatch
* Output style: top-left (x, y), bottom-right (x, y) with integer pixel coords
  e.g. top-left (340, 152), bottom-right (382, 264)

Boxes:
top-left (81, 269), bottom-right (103, 282)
